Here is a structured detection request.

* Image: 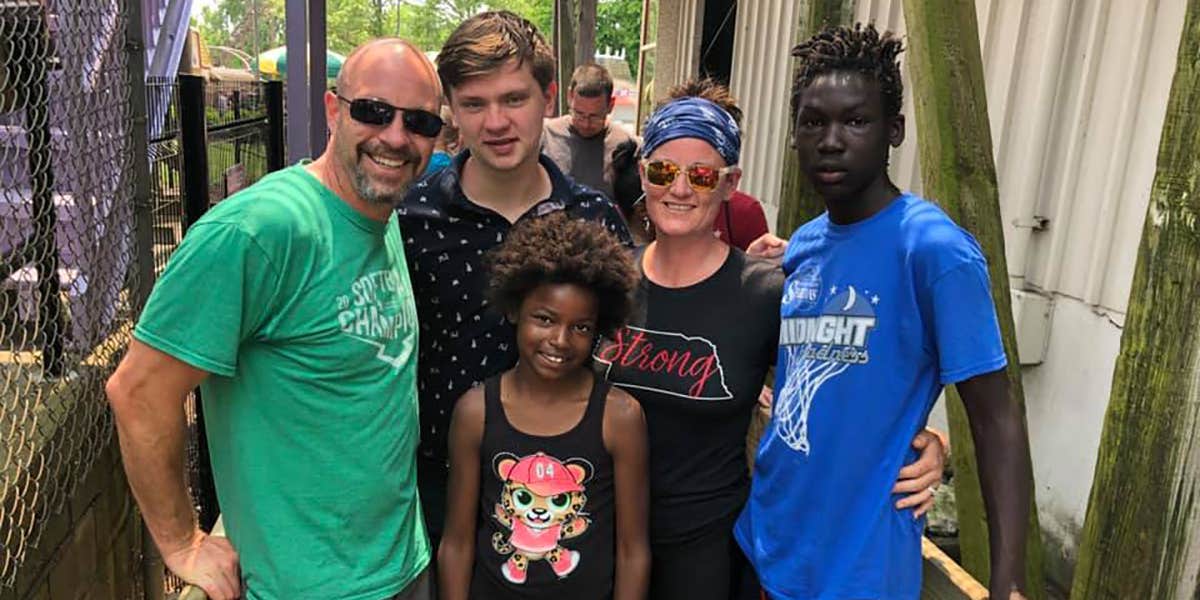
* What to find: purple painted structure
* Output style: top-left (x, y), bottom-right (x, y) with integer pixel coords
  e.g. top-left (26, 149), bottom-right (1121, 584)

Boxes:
top-left (0, 0), bottom-right (149, 352)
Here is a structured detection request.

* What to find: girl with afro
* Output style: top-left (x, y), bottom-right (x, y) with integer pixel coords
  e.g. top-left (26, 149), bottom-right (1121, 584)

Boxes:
top-left (438, 213), bottom-right (650, 600)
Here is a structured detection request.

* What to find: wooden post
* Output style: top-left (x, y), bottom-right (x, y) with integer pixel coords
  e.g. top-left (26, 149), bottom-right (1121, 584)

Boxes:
top-left (1070, 1), bottom-right (1200, 597)
top-left (555, 0), bottom-right (577, 116)
top-left (577, 0), bottom-right (597, 68)
top-left (900, 0), bottom-right (1045, 596)
top-left (774, 0), bottom-right (853, 237)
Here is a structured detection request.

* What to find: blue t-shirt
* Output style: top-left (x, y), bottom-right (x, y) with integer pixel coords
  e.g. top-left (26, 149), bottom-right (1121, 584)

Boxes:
top-left (734, 194), bottom-right (1007, 600)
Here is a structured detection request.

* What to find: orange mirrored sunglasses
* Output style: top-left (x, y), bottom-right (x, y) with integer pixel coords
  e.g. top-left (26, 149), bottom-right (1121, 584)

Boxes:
top-left (641, 159), bottom-right (738, 193)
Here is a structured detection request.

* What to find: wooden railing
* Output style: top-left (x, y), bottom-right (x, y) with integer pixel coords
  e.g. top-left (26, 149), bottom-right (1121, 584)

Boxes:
top-left (921, 537), bottom-right (989, 599)
top-left (176, 517), bottom-right (224, 600)
top-left (175, 522), bottom-right (988, 599)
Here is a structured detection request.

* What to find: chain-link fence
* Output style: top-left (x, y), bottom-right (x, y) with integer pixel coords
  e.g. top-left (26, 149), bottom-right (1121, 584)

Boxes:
top-left (0, 0), bottom-right (152, 589)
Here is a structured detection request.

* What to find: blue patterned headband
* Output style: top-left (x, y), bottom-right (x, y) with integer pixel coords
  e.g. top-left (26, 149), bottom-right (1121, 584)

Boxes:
top-left (641, 97), bottom-right (741, 166)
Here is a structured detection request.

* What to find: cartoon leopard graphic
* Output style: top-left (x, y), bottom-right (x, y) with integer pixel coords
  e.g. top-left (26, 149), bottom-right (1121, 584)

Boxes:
top-left (490, 452), bottom-right (593, 584)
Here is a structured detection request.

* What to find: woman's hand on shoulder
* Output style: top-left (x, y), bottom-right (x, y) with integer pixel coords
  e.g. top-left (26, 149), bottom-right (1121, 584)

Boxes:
top-left (746, 232), bottom-right (788, 261)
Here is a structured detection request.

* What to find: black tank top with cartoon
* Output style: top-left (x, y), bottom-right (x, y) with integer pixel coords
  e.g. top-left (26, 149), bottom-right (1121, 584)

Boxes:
top-left (469, 374), bottom-right (616, 600)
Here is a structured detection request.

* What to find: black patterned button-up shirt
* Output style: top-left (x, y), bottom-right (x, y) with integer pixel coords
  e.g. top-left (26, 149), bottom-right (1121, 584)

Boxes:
top-left (397, 151), bottom-right (632, 467)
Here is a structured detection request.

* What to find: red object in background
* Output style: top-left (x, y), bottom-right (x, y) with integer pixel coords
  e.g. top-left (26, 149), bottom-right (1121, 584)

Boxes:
top-left (714, 190), bottom-right (770, 251)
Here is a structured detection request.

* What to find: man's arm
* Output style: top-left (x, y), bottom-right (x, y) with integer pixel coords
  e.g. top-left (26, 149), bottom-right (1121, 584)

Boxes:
top-left (956, 368), bottom-right (1030, 600)
top-left (106, 340), bottom-right (242, 600)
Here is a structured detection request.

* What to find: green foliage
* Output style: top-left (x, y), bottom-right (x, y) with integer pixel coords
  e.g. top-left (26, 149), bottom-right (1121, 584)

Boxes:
top-left (198, 0), bottom-right (286, 56)
top-left (195, 0), bottom-right (639, 74)
top-left (597, 0), bottom-right (641, 77)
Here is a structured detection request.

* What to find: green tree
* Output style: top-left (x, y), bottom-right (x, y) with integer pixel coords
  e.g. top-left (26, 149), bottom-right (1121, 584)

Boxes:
top-left (596, 0), bottom-right (640, 78)
top-left (194, 0), bottom-right (637, 73)
top-left (198, 0), bottom-right (286, 54)
top-left (326, 0), bottom-right (381, 52)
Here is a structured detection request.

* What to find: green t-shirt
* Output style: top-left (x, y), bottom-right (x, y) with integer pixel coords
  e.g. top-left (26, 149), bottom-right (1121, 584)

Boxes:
top-left (134, 164), bottom-right (429, 599)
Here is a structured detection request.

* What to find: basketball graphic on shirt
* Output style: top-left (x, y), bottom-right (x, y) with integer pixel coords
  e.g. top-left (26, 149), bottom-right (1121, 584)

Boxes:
top-left (776, 284), bottom-right (879, 454)
top-left (488, 452), bottom-right (593, 584)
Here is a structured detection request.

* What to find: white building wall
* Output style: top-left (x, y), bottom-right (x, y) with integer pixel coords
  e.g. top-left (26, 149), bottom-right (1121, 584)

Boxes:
top-left (848, 0), bottom-right (1188, 582)
top-left (652, 0), bottom-right (705, 100)
top-left (728, 1), bottom-right (802, 216)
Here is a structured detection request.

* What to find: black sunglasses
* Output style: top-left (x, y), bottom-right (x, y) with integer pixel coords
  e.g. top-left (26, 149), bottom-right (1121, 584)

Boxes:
top-left (336, 95), bottom-right (444, 138)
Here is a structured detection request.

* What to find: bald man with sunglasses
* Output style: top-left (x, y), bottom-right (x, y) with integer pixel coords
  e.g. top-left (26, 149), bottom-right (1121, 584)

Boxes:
top-left (107, 39), bottom-right (440, 600)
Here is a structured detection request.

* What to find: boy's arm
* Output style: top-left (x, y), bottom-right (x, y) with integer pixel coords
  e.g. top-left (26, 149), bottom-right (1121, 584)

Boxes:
top-left (957, 368), bottom-right (1030, 600)
top-left (603, 388), bottom-right (651, 600)
top-left (438, 387), bottom-right (485, 600)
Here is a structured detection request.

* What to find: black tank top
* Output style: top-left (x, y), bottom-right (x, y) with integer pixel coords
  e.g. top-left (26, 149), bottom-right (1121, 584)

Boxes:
top-left (469, 374), bottom-right (615, 600)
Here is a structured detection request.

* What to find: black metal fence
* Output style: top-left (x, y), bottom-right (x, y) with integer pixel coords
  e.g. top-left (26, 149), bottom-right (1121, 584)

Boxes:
top-left (151, 76), bottom-right (284, 255)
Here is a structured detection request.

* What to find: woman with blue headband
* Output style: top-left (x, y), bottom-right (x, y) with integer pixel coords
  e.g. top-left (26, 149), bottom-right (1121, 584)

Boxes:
top-left (591, 96), bottom-right (946, 599)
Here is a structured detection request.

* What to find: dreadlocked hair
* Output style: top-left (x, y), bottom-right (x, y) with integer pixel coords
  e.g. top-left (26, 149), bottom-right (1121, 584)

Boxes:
top-left (486, 213), bottom-right (638, 337)
top-left (790, 23), bottom-right (904, 125)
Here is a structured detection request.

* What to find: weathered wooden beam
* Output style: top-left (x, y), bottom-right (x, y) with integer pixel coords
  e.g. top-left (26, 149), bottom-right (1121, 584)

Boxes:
top-left (1070, 1), bottom-right (1200, 597)
top-left (554, 0), bottom-right (577, 116)
top-left (900, 0), bottom-right (1045, 596)
top-left (922, 537), bottom-right (989, 600)
top-left (576, 0), bottom-right (596, 68)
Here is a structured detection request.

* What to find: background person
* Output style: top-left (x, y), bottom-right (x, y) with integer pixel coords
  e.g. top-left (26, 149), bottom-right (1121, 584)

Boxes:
top-left (609, 139), bottom-right (652, 245)
top-left (542, 63), bottom-right (639, 201)
top-left (426, 104), bottom-right (460, 176)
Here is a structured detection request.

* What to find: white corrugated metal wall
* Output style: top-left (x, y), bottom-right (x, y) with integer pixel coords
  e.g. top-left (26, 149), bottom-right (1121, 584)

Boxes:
top-left (722, 0), bottom-right (1190, 582)
top-left (654, 0), bottom-right (706, 97)
top-left (856, 0), bottom-right (1187, 315)
top-left (728, 1), bottom-right (802, 218)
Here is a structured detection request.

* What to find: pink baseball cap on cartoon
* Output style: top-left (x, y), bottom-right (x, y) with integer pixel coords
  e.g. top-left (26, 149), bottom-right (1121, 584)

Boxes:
top-left (501, 453), bottom-right (583, 496)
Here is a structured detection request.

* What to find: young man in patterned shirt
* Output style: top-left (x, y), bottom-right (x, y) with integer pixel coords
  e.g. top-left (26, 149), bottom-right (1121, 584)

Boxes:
top-left (395, 11), bottom-right (632, 545)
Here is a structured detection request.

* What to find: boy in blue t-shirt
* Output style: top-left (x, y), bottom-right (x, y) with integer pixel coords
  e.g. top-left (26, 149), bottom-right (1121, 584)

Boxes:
top-left (735, 24), bottom-right (1032, 600)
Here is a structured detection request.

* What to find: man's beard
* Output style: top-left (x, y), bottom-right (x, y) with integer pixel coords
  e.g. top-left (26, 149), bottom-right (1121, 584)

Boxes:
top-left (351, 141), bottom-right (422, 207)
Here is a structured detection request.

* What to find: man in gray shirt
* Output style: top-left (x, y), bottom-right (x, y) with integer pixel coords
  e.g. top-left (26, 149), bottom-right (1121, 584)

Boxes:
top-left (542, 63), bottom-right (638, 200)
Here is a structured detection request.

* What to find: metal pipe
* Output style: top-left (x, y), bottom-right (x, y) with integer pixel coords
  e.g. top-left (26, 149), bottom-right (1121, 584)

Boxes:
top-left (124, 0), bottom-right (159, 313)
top-left (26, 14), bottom-right (65, 377)
top-left (265, 80), bottom-right (286, 172)
top-left (285, 0), bottom-right (309, 162)
top-left (307, 0), bottom-right (327, 156)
